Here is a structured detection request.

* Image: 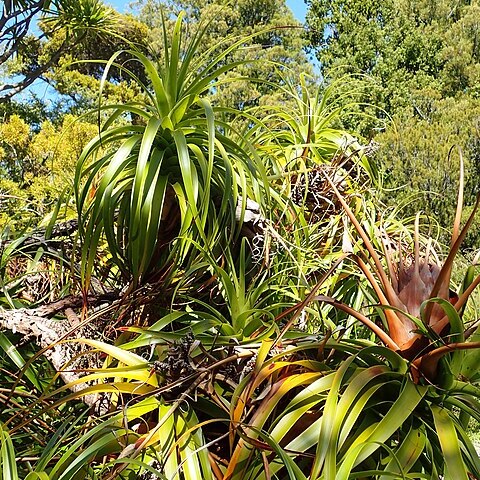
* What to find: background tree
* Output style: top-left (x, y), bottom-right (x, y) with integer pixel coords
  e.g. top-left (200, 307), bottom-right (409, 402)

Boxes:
top-left (306, 0), bottom-right (480, 116)
top-left (0, 113), bottom-right (98, 230)
top-left (0, 0), bottom-right (118, 102)
top-left (1, 1), bottom-right (49, 94)
top-left (42, 12), bottom-right (152, 110)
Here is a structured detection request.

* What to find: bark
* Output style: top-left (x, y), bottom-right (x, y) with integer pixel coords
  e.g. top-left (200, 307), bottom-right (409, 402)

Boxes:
top-left (0, 293), bottom-right (117, 406)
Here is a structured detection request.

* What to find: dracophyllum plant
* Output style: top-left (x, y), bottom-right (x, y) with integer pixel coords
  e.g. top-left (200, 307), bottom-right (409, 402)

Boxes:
top-left (318, 152), bottom-right (480, 384)
top-left (74, 12), bottom-right (272, 297)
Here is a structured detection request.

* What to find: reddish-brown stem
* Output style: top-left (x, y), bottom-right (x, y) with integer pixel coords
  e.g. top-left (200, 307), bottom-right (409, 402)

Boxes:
top-left (315, 295), bottom-right (400, 351)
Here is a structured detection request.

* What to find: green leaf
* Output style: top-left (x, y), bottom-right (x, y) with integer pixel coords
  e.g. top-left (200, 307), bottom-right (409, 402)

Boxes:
top-left (25, 473), bottom-right (50, 480)
top-left (0, 427), bottom-right (18, 480)
top-left (431, 404), bottom-right (468, 480)
top-left (0, 332), bottom-right (41, 390)
top-left (379, 424), bottom-right (427, 479)
top-left (345, 381), bottom-right (427, 469)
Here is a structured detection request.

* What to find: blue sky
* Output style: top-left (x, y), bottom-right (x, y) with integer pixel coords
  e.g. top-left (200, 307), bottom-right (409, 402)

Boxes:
top-left (286, 0), bottom-right (307, 22)
top-left (108, 1), bottom-right (307, 21)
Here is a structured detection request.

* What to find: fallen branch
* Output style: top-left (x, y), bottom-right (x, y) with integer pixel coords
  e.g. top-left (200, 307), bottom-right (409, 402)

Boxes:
top-left (0, 292), bottom-right (118, 405)
top-left (1, 219), bottom-right (79, 252)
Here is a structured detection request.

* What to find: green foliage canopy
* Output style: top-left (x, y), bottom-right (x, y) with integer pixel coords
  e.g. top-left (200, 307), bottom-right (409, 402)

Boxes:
top-left (306, 0), bottom-right (480, 108)
top-left (0, 113), bottom-right (97, 230)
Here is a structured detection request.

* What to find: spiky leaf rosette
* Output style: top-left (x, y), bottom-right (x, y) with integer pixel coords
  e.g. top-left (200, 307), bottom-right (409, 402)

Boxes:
top-left (75, 13), bottom-right (271, 293)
